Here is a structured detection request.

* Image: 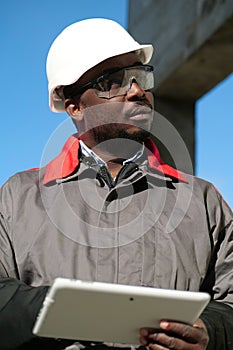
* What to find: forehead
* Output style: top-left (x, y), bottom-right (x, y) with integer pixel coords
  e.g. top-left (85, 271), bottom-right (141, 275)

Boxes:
top-left (77, 52), bottom-right (142, 87)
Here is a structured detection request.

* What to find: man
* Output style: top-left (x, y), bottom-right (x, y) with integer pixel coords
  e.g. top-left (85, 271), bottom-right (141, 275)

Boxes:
top-left (0, 18), bottom-right (232, 350)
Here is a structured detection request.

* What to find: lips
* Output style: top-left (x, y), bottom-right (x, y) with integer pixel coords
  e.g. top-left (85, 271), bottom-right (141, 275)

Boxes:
top-left (126, 104), bottom-right (153, 121)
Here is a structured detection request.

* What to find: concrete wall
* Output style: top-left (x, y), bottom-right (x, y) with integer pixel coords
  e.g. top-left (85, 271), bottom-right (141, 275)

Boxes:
top-left (128, 0), bottom-right (233, 172)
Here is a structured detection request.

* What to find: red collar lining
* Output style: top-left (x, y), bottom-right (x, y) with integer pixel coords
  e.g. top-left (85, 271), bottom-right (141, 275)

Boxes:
top-left (43, 135), bottom-right (80, 184)
top-left (43, 135), bottom-right (188, 184)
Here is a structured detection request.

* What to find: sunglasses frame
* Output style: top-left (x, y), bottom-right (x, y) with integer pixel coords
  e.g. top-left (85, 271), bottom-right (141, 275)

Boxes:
top-left (63, 64), bottom-right (154, 99)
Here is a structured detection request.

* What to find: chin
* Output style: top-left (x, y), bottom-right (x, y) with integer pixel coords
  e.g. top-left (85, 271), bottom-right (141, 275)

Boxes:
top-left (93, 123), bottom-right (150, 144)
top-left (118, 128), bottom-right (150, 143)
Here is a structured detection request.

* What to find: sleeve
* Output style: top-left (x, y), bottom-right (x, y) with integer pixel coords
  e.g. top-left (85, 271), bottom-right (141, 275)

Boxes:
top-left (0, 279), bottom-right (76, 350)
top-left (0, 179), bottom-right (74, 350)
top-left (0, 278), bottom-right (48, 349)
top-left (207, 186), bottom-right (233, 307)
top-left (200, 301), bottom-right (233, 350)
top-left (200, 185), bottom-right (233, 350)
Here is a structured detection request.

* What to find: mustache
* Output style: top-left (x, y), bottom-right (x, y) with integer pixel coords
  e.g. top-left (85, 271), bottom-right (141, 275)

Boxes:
top-left (125, 101), bottom-right (154, 117)
top-left (130, 100), bottom-right (153, 109)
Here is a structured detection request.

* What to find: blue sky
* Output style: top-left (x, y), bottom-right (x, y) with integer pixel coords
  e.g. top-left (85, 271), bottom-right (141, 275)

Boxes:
top-left (1, 0), bottom-right (232, 209)
top-left (196, 74), bottom-right (233, 209)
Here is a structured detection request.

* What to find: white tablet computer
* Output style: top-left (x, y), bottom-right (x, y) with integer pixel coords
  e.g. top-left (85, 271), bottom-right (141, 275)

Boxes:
top-left (33, 278), bottom-right (210, 345)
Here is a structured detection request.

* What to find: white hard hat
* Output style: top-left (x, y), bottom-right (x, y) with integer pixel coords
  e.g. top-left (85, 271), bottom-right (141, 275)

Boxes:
top-left (46, 18), bottom-right (154, 112)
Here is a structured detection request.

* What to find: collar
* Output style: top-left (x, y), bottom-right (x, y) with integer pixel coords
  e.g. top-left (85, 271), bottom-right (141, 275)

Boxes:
top-left (43, 134), bottom-right (188, 184)
top-left (79, 139), bottom-right (144, 168)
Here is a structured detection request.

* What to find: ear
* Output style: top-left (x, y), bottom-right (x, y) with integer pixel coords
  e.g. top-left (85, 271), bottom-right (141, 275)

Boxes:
top-left (64, 99), bottom-right (84, 121)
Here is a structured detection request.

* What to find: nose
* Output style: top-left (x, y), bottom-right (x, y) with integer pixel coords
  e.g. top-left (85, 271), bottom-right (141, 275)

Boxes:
top-left (125, 79), bottom-right (145, 100)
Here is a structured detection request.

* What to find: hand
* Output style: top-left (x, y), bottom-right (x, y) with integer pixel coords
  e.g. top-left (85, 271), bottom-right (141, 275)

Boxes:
top-left (139, 318), bottom-right (209, 349)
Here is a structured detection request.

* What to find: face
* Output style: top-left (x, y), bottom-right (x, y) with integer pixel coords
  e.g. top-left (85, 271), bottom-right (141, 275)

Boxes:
top-left (65, 52), bottom-right (154, 147)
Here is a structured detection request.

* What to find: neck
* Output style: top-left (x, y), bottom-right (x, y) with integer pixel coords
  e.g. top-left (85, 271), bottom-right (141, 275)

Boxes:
top-left (80, 137), bottom-right (144, 178)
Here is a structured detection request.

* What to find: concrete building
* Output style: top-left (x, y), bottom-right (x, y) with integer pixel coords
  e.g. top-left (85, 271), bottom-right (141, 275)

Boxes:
top-left (128, 0), bottom-right (233, 173)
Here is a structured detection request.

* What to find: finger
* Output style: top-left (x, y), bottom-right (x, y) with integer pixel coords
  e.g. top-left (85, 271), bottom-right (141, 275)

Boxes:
top-left (139, 328), bottom-right (149, 336)
top-left (139, 335), bottom-right (149, 346)
top-left (148, 332), bottom-right (189, 349)
top-left (139, 327), bottom-right (162, 345)
top-left (149, 343), bottom-right (169, 350)
top-left (139, 328), bottom-right (160, 345)
top-left (160, 321), bottom-right (208, 345)
top-left (140, 327), bottom-right (158, 336)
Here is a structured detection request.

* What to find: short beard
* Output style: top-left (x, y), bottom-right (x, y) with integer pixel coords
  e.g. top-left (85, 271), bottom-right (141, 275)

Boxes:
top-left (93, 124), bottom-right (150, 145)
